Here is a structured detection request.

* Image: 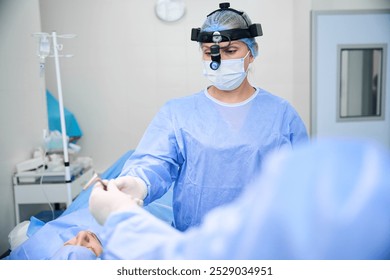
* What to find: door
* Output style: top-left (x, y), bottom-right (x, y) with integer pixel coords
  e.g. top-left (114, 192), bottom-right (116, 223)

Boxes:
top-left (312, 10), bottom-right (390, 148)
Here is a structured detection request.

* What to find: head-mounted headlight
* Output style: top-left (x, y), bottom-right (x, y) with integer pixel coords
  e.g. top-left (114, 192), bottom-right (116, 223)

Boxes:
top-left (191, 2), bottom-right (263, 43)
top-left (191, 2), bottom-right (262, 70)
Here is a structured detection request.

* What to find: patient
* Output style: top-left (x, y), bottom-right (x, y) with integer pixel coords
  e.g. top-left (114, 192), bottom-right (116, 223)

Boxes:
top-left (90, 138), bottom-right (390, 260)
top-left (49, 230), bottom-right (102, 260)
top-left (64, 230), bottom-right (102, 256)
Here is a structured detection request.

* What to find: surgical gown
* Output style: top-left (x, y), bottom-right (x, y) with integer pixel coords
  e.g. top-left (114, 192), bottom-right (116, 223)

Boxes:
top-left (120, 87), bottom-right (309, 231)
top-left (101, 139), bottom-right (390, 260)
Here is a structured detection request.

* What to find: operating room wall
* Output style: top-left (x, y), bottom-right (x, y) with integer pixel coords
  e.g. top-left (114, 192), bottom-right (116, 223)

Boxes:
top-left (0, 0), bottom-right (47, 254)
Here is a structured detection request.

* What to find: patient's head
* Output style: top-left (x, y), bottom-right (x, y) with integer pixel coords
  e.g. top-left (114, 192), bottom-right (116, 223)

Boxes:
top-left (64, 230), bottom-right (103, 257)
top-left (49, 230), bottom-right (103, 260)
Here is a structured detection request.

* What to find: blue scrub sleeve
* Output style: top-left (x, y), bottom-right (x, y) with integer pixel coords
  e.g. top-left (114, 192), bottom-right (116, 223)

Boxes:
top-left (120, 103), bottom-right (182, 204)
top-left (101, 208), bottom-right (182, 260)
top-left (281, 103), bottom-right (309, 146)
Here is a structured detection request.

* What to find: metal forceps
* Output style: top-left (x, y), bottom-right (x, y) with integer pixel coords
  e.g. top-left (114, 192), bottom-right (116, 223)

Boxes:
top-left (83, 173), bottom-right (108, 191)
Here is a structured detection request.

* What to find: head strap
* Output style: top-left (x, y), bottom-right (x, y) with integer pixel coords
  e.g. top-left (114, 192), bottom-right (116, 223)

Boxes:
top-left (191, 24), bottom-right (262, 43)
top-left (191, 2), bottom-right (262, 43)
top-left (207, 2), bottom-right (248, 26)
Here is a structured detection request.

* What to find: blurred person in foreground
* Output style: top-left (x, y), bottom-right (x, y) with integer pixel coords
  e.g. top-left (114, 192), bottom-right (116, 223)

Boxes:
top-left (89, 138), bottom-right (390, 260)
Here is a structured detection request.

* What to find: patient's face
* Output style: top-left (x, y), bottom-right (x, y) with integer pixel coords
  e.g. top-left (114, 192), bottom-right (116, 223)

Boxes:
top-left (64, 230), bottom-right (103, 257)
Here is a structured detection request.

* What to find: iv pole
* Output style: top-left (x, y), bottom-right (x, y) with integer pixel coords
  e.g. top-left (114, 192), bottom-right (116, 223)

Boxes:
top-left (33, 31), bottom-right (76, 206)
top-left (51, 31), bottom-right (72, 206)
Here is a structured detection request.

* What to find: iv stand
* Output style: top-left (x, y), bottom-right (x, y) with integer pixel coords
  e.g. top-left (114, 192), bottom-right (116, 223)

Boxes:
top-left (33, 31), bottom-right (76, 207)
top-left (51, 31), bottom-right (72, 206)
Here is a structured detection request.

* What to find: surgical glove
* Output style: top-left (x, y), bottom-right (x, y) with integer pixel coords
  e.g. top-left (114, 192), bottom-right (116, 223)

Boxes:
top-left (94, 178), bottom-right (145, 206)
top-left (112, 175), bottom-right (148, 201)
top-left (89, 180), bottom-right (141, 225)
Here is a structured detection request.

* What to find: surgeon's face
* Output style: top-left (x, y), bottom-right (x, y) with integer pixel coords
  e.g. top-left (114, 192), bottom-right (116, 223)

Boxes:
top-left (201, 41), bottom-right (254, 65)
top-left (64, 230), bottom-right (103, 257)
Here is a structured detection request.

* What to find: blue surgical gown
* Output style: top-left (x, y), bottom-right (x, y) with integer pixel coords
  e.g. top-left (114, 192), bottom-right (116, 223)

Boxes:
top-left (101, 139), bottom-right (390, 260)
top-left (120, 87), bottom-right (309, 231)
top-left (48, 245), bottom-right (98, 260)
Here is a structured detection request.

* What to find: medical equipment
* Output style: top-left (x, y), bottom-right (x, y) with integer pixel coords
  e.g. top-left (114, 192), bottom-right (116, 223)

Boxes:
top-left (210, 32), bottom-right (222, 70)
top-left (83, 173), bottom-right (107, 191)
top-left (16, 157), bottom-right (46, 173)
top-left (32, 32), bottom-right (74, 76)
top-left (191, 2), bottom-right (262, 70)
top-left (32, 31), bottom-right (76, 205)
top-left (36, 34), bottom-right (50, 76)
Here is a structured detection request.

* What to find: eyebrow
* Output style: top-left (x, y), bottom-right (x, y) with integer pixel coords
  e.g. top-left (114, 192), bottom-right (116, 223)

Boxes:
top-left (202, 42), bottom-right (242, 50)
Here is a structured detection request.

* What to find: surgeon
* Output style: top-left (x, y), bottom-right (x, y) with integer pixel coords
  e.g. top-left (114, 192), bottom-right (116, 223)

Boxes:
top-left (89, 138), bottom-right (390, 259)
top-left (95, 2), bottom-right (308, 231)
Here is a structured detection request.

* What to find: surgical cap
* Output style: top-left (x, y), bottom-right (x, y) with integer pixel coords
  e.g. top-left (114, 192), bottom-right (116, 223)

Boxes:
top-left (201, 9), bottom-right (259, 57)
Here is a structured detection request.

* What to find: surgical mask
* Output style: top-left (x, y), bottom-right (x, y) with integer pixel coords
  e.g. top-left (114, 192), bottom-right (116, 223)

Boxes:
top-left (203, 51), bottom-right (251, 91)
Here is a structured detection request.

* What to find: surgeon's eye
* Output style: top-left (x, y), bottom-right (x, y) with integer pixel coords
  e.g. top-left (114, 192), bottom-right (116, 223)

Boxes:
top-left (223, 48), bottom-right (237, 55)
top-left (203, 51), bottom-right (211, 56)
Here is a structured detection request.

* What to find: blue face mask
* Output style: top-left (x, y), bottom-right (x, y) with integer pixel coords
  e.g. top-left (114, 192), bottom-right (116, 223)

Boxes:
top-left (203, 51), bottom-right (251, 91)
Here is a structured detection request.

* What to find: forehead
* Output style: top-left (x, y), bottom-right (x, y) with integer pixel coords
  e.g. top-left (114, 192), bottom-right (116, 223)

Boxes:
top-left (201, 40), bottom-right (247, 49)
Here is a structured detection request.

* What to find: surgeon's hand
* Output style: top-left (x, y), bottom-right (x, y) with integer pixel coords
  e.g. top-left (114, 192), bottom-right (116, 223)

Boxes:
top-left (89, 180), bottom-right (142, 225)
top-left (110, 176), bottom-right (148, 201)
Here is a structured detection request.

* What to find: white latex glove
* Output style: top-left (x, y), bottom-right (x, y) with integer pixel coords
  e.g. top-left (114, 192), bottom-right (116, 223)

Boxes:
top-left (89, 179), bottom-right (142, 225)
top-left (112, 176), bottom-right (148, 201)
